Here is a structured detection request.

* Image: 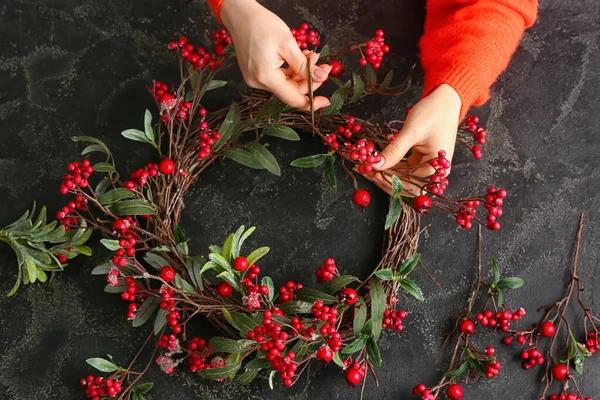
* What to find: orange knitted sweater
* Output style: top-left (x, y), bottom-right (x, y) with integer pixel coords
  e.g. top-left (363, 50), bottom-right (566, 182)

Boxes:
top-left (206, 0), bottom-right (538, 117)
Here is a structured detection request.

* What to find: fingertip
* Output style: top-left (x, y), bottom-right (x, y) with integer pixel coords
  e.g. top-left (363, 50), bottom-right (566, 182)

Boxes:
top-left (372, 156), bottom-right (386, 170)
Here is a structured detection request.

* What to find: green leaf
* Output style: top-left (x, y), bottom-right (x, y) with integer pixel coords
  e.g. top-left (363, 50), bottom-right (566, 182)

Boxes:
top-left (91, 263), bottom-right (112, 275)
top-left (268, 370), bottom-right (276, 390)
top-left (323, 80), bottom-right (351, 116)
top-left (361, 319), bottom-right (374, 336)
top-left (132, 296), bottom-right (159, 328)
top-left (236, 368), bottom-right (259, 385)
top-left (72, 136), bottom-right (110, 155)
top-left (230, 312), bottom-right (258, 335)
top-left (278, 301), bottom-right (314, 315)
top-left (74, 245), bottom-right (92, 256)
top-left (369, 278), bottom-right (386, 341)
top-left (332, 352), bottom-right (345, 368)
top-left (209, 253), bottom-right (233, 274)
top-left (104, 280), bottom-right (127, 293)
top-left (221, 233), bottom-right (235, 262)
top-left (496, 277), bottom-right (525, 290)
top-left (261, 276), bottom-right (274, 301)
top-left (214, 103), bottom-right (241, 151)
top-left (255, 98), bottom-right (286, 124)
top-left (25, 256), bottom-right (37, 283)
top-left (36, 269), bottom-right (48, 283)
top-left (468, 358), bottom-right (487, 377)
top-left (210, 337), bottom-right (253, 353)
top-left (143, 253), bottom-right (168, 270)
top-left (86, 358), bottom-right (120, 373)
top-left (100, 239), bottom-right (121, 251)
top-left (290, 154), bottom-right (331, 168)
top-left (173, 275), bottom-right (195, 294)
top-left (95, 177), bottom-right (112, 197)
top-left (295, 287), bottom-right (337, 305)
top-left (223, 148), bottom-right (265, 170)
top-left (111, 200), bottom-right (155, 216)
top-left (236, 226), bottom-right (255, 258)
top-left (197, 362), bottom-right (241, 380)
top-left (397, 254), bottom-right (421, 276)
top-left (391, 175), bottom-right (403, 196)
top-left (341, 335), bottom-right (368, 354)
top-left (375, 269), bottom-right (394, 281)
top-left (322, 275), bottom-right (359, 294)
top-left (384, 197), bottom-right (402, 230)
top-left (245, 358), bottom-right (272, 370)
top-left (217, 271), bottom-right (239, 290)
top-left (366, 337), bottom-right (382, 366)
top-left (81, 144), bottom-right (108, 156)
top-left (133, 382), bottom-right (153, 394)
top-left (121, 129), bottom-right (156, 147)
top-left (496, 290), bottom-right (504, 308)
top-left (318, 44), bottom-right (329, 59)
top-left (247, 246), bottom-right (270, 267)
top-left (491, 258), bottom-right (501, 286)
top-left (349, 72), bottom-right (365, 103)
top-left (185, 256), bottom-right (204, 291)
top-left (206, 80), bottom-right (228, 91)
top-left (324, 158), bottom-right (336, 192)
top-left (399, 278), bottom-right (424, 301)
top-left (445, 361), bottom-right (469, 378)
top-left (93, 162), bottom-right (116, 173)
top-left (353, 297), bottom-right (368, 336)
top-left (143, 110), bottom-right (154, 141)
top-left (365, 64), bottom-right (377, 86)
top-left (247, 143), bottom-right (281, 176)
top-left (376, 70), bottom-right (394, 92)
top-left (154, 309), bottom-right (167, 335)
top-left (262, 125), bottom-right (300, 141)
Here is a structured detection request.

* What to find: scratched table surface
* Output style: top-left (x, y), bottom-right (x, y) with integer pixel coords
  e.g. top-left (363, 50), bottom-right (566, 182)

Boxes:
top-left (1, 1), bottom-right (600, 399)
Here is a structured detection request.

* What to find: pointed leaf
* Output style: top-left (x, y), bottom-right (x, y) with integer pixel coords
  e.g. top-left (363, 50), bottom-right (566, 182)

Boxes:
top-left (384, 197), bottom-right (402, 230)
top-left (341, 335), bottom-right (368, 354)
top-left (366, 337), bottom-right (382, 366)
top-left (318, 44), bottom-right (329, 60)
top-left (376, 70), bottom-right (394, 92)
top-left (496, 277), bottom-right (524, 290)
top-left (134, 382), bottom-right (153, 394)
top-left (323, 80), bottom-right (351, 116)
top-left (278, 301), bottom-right (314, 315)
top-left (365, 64), bottom-right (377, 86)
top-left (197, 362), bottom-right (241, 380)
top-left (322, 275), bottom-right (358, 294)
top-left (262, 125), bottom-right (300, 141)
top-left (144, 110), bottom-right (154, 141)
top-left (261, 276), bottom-right (274, 301)
top-left (111, 200), bottom-right (155, 216)
top-left (397, 254), bottom-right (421, 276)
top-left (100, 239), bottom-right (121, 251)
top-left (92, 263), bottom-right (113, 275)
top-left (230, 312), bottom-right (258, 335)
top-left (399, 278), bottom-right (424, 301)
top-left (445, 361), bottom-right (469, 378)
top-left (496, 289), bottom-right (504, 308)
top-left (214, 103), bottom-right (241, 151)
top-left (236, 368), bottom-right (259, 385)
top-left (247, 143), bottom-right (281, 176)
top-left (132, 296), bottom-right (159, 328)
top-left (72, 136), bottom-right (110, 154)
top-left (492, 258), bottom-right (501, 286)
top-left (246, 246), bottom-right (270, 267)
top-left (222, 233), bottom-right (235, 262)
top-left (349, 72), bottom-right (365, 103)
top-left (86, 358), bottom-right (120, 373)
top-left (353, 297), bottom-right (367, 336)
top-left (95, 177), bottom-right (112, 196)
top-left (324, 158), bottom-right (336, 192)
top-left (209, 337), bottom-right (253, 353)
top-left (223, 148), bottom-right (265, 170)
top-left (245, 358), bottom-right (272, 370)
top-left (290, 154), bottom-right (330, 168)
top-left (375, 269), bottom-right (394, 281)
top-left (81, 144), bottom-right (107, 156)
top-left (370, 278), bottom-right (386, 340)
top-left (233, 225), bottom-right (252, 259)
top-left (206, 80), bottom-right (228, 91)
top-left (295, 287), bottom-right (337, 304)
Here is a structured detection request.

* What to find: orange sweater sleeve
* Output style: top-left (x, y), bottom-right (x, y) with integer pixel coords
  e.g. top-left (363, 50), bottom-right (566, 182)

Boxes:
top-left (420, 0), bottom-right (538, 118)
top-left (206, 0), bottom-right (224, 24)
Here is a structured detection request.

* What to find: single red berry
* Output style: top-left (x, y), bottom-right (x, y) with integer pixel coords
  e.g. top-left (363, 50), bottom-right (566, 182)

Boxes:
top-left (213, 43), bottom-right (227, 57)
top-left (329, 60), bottom-right (343, 77)
top-left (160, 266), bottom-right (176, 283)
top-left (540, 321), bottom-right (556, 337)
top-left (233, 256), bottom-right (249, 271)
top-left (345, 368), bottom-right (362, 386)
top-left (112, 218), bottom-right (130, 232)
top-left (339, 288), bottom-right (358, 305)
top-left (158, 159), bottom-right (176, 175)
top-left (412, 384), bottom-right (426, 395)
top-left (353, 189), bottom-right (371, 208)
top-left (552, 364), bottom-right (569, 381)
top-left (316, 346), bottom-right (333, 362)
top-left (412, 195), bottom-right (432, 214)
top-left (447, 384), bottom-right (463, 399)
top-left (458, 320), bottom-right (475, 335)
top-left (217, 281), bottom-right (233, 297)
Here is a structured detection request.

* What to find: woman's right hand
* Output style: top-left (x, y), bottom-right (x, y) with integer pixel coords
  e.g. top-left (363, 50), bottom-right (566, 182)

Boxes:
top-left (221, 0), bottom-right (331, 110)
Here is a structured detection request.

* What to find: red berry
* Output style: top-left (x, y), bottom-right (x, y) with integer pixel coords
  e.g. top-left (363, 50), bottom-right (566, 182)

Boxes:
top-left (233, 256), bottom-right (249, 272)
top-left (552, 364), bottom-right (569, 381)
top-left (316, 346), bottom-right (333, 362)
top-left (217, 281), bottom-right (233, 297)
top-left (339, 288), bottom-right (358, 305)
top-left (158, 159), bottom-right (175, 175)
top-left (160, 266), bottom-right (176, 283)
top-left (447, 384), bottom-right (463, 399)
top-left (353, 189), bottom-right (371, 208)
top-left (540, 321), bottom-right (556, 337)
top-left (112, 218), bottom-right (130, 232)
top-left (345, 368), bottom-right (362, 386)
top-left (458, 320), bottom-right (475, 335)
top-left (329, 60), bottom-right (343, 77)
top-left (213, 43), bottom-right (227, 57)
top-left (412, 384), bottom-right (426, 395)
top-left (412, 195), bottom-right (432, 214)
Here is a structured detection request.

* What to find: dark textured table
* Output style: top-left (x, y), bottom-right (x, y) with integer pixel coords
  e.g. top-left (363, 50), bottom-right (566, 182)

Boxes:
top-left (1, 1), bottom-right (599, 399)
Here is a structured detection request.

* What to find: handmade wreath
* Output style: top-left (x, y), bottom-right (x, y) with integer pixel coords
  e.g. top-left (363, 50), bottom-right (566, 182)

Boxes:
top-left (1, 24), bottom-right (518, 400)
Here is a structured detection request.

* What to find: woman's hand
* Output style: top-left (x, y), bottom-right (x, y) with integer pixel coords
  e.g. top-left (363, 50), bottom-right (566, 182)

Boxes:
top-left (364, 84), bottom-right (462, 195)
top-left (221, 0), bottom-right (331, 110)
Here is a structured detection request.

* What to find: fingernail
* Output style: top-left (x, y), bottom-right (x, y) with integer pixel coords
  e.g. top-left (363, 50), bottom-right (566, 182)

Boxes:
top-left (372, 157), bottom-right (385, 169)
top-left (314, 68), bottom-right (328, 79)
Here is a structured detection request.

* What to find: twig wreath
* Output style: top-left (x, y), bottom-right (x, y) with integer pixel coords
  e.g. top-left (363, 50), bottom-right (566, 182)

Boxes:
top-left (0, 24), bottom-right (509, 399)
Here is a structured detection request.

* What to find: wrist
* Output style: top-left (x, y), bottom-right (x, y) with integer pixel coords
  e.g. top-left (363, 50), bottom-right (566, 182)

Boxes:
top-left (221, 0), bottom-right (258, 28)
top-left (431, 84), bottom-right (462, 121)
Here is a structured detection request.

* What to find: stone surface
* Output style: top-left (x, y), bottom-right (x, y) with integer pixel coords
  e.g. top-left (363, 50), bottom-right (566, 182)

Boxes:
top-left (1, 1), bottom-right (600, 399)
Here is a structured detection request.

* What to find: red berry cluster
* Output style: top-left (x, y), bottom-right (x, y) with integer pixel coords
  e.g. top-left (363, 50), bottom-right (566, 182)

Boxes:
top-left (270, 350), bottom-right (298, 387)
top-left (197, 108), bottom-right (221, 159)
top-left (278, 281), bottom-right (303, 302)
top-left (348, 140), bottom-right (382, 175)
top-left (316, 345), bottom-right (334, 362)
top-left (80, 375), bottom-right (123, 399)
top-left (168, 35), bottom-right (222, 70)
top-left (247, 309), bottom-right (286, 346)
top-left (290, 316), bottom-right (316, 338)
top-left (120, 277), bottom-right (139, 302)
top-left (455, 187), bottom-right (507, 231)
top-left (158, 334), bottom-right (180, 352)
top-left (124, 163), bottom-right (159, 189)
top-left (426, 150), bottom-right (451, 196)
top-left (337, 116), bottom-right (362, 139)
top-left (412, 383), bottom-right (436, 400)
top-left (212, 29), bottom-right (232, 58)
top-left (316, 257), bottom-right (338, 282)
top-left (56, 194), bottom-right (87, 229)
top-left (186, 337), bottom-right (211, 372)
top-left (520, 347), bottom-right (545, 370)
top-left (548, 394), bottom-right (593, 400)
top-left (476, 307), bottom-right (526, 331)
top-left (242, 276), bottom-right (270, 297)
top-left (582, 330), bottom-right (600, 354)
top-left (483, 358), bottom-right (502, 379)
top-left (382, 308), bottom-right (407, 331)
top-left (461, 115), bottom-right (487, 160)
top-left (345, 362), bottom-right (366, 386)
top-left (359, 30), bottom-right (389, 70)
top-left (110, 218), bottom-right (139, 267)
top-left (290, 23), bottom-right (320, 49)
top-left (60, 160), bottom-right (93, 195)
top-left (311, 301), bottom-right (342, 352)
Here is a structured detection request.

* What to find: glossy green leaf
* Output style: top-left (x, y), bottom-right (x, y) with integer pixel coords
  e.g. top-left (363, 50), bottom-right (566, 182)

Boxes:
top-left (93, 162), bottom-right (116, 173)
top-left (365, 64), bottom-right (377, 86)
top-left (143, 253), bottom-right (168, 270)
top-left (290, 154), bottom-right (331, 168)
top-left (143, 110), bottom-right (154, 141)
top-left (206, 80), bottom-right (228, 91)
top-left (341, 335), bottom-right (367, 354)
top-left (236, 368), bottom-right (259, 385)
top-left (133, 382), bottom-right (153, 394)
top-left (496, 277), bottom-right (525, 290)
top-left (72, 136), bottom-right (110, 154)
top-left (322, 275), bottom-right (359, 294)
top-left (445, 361), bottom-right (468, 378)
top-left (261, 276), bottom-right (274, 301)
top-left (278, 301), bottom-right (313, 315)
top-left (230, 312), bottom-right (258, 335)
top-left (397, 254), bottom-right (421, 276)
top-left (491, 258), bottom-right (501, 286)
top-left (377, 70), bottom-right (394, 92)
top-left (91, 263), bottom-right (113, 275)
top-left (121, 129), bottom-right (156, 148)
top-left (318, 44), bottom-right (329, 60)
top-left (247, 143), bottom-right (281, 176)
top-left (399, 278), bottom-right (424, 301)
top-left (95, 177), bottom-right (112, 196)
top-left (154, 309), bottom-right (167, 335)
top-left (324, 158), bottom-right (336, 192)
top-left (197, 362), bottom-right (241, 380)
top-left (209, 337), bottom-right (253, 353)
top-left (262, 125), bottom-right (300, 141)
top-left (214, 103), bottom-right (240, 151)
top-left (245, 358), bottom-right (272, 370)
top-left (247, 246), bottom-right (270, 267)
top-left (81, 144), bottom-right (108, 156)
top-left (86, 358), bottom-right (120, 373)
top-left (366, 337), bottom-right (382, 366)
top-left (231, 225), bottom-right (249, 260)
top-left (111, 200), bottom-right (155, 216)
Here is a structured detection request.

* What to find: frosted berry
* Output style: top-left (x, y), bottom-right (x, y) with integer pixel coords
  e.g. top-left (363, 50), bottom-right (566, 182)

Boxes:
top-left (447, 384), bottom-right (463, 399)
top-left (329, 61), bottom-right (343, 77)
top-left (160, 266), bottom-right (176, 283)
top-left (459, 319), bottom-right (475, 335)
top-left (412, 195), bottom-right (432, 214)
top-left (159, 159), bottom-right (176, 175)
top-left (339, 288), bottom-right (358, 305)
top-left (552, 364), bottom-right (569, 381)
top-left (353, 189), bottom-right (371, 208)
top-left (540, 321), bottom-right (556, 337)
top-left (233, 256), bottom-right (249, 271)
top-left (217, 281), bottom-right (233, 297)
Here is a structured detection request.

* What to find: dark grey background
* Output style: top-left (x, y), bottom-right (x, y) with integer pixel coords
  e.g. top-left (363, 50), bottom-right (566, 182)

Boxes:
top-left (1, 0), bottom-right (599, 399)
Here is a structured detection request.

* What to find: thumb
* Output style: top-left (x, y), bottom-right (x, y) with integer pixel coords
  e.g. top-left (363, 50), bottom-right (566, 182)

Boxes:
top-left (373, 129), bottom-right (415, 170)
top-left (281, 43), bottom-right (312, 78)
